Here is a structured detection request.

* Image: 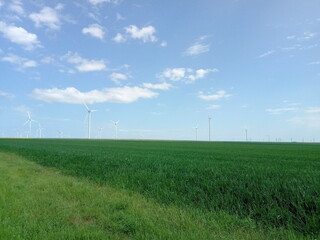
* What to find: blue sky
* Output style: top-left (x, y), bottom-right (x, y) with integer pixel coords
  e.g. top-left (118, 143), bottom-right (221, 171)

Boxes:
top-left (0, 0), bottom-right (319, 141)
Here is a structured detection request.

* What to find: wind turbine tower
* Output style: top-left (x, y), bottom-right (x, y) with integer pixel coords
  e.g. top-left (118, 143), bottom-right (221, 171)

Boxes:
top-left (208, 116), bottom-right (212, 141)
top-left (58, 130), bottom-right (63, 138)
top-left (83, 102), bottom-right (97, 139)
top-left (24, 112), bottom-right (36, 138)
top-left (38, 124), bottom-right (44, 138)
top-left (98, 127), bottom-right (103, 139)
top-left (193, 125), bottom-right (198, 141)
top-left (111, 120), bottom-right (119, 139)
top-left (245, 129), bottom-right (248, 141)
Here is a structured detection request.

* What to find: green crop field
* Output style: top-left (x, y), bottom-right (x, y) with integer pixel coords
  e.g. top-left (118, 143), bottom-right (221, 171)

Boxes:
top-left (0, 139), bottom-right (319, 239)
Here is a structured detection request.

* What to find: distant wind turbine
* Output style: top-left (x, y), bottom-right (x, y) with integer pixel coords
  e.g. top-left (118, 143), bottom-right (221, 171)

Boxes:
top-left (97, 127), bottom-right (103, 139)
top-left (58, 130), bottom-right (63, 138)
top-left (24, 112), bottom-right (36, 138)
top-left (111, 120), bottom-right (119, 139)
top-left (37, 124), bottom-right (44, 138)
top-left (245, 129), bottom-right (248, 141)
top-left (208, 116), bottom-right (212, 141)
top-left (193, 125), bottom-right (199, 141)
top-left (83, 102), bottom-right (97, 139)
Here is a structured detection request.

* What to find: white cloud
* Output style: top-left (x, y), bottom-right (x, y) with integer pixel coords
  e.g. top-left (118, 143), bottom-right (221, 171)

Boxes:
top-left (309, 61), bottom-right (320, 65)
top-left (282, 43), bottom-right (318, 51)
top-left (287, 115), bottom-right (320, 129)
top-left (77, 61), bottom-right (106, 72)
top-left (188, 68), bottom-right (218, 82)
top-left (0, 21), bottom-right (41, 50)
top-left (82, 24), bottom-right (105, 40)
top-left (143, 82), bottom-right (172, 90)
top-left (125, 25), bottom-right (157, 43)
top-left (265, 107), bottom-right (297, 115)
top-left (160, 67), bottom-right (218, 83)
top-left (109, 72), bottom-right (128, 84)
top-left (116, 12), bottom-right (125, 21)
top-left (88, 0), bottom-right (118, 5)
top-left (305, 107), bottom-right (320, 113)
top-left (286, 35), bottom-right (296, 40)
top-left (8, 0), bottom-right (24, 15)
top-left (0, 90), bottom-right (15, 99)
top-left (207, 104), bottom-right (220, 109)
top-left (162, 68), bottom-right (187, 81)
top-left (301, 32), bottom-right (317, 40)
top-left (198, 90), bottom-right (231, 101)
top-left (31, 86), bottom-right (158, 104)
top-left (41, 56), bottom-right (56, 64)
top-left (29, 4), bottom-right (63, 30)
top-left (185, 43), bottom-right (210, 56)
top-left (61, 52), bottom-right (107, 72)
top-left (160, 41), bottom-right (167, 47)
top-left (1, 53), bottom-right (37, 69)
top-left (14, 105), bottom-right (32, 115)
top-left (113, 33), bottom-right (126, 43)
top-left (184, 36), bottom-right (210, 56)
top-left (258, 50), bottom-right (275, 58)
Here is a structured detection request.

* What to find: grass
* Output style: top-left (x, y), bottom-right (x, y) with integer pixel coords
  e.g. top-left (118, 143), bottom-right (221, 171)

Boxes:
top-left (0, 151), bottom-right (304, 240)
top-left (0, 138), bottom-right (319, 238)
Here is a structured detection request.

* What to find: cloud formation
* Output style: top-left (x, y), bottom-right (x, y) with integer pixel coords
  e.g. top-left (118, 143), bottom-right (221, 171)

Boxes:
top-left (184, 36), bottom-right (210, 56)
top-left (82, 24), bottom-right (105, 40)
top-left (31, 86), bottom-right (158, 104)
top-left (113, 25), bottom-right (159, 44)
top-left (8, 0), bottom-right (24, 15)
top-left (207, 104), bottom-right (220, 109)
top-left (160, 68), bottom-right (218, 83)
top-left (61, 52), bottom-right (107, 72)
top-left (125, 25), bottom-right (157, 43)
top-left (198, 90), bottom-right (231, 101)
top-left (88, 0), bottom-right (118, 5)
top-left (0, 90), bottom-right (15, 99)
top-left (265, 107), bottom-right (297, 115)
top-left (109, 72), bottom-right (128, 84)
top-left (1, 53), bottom-right (37, 69)
top-left (258, 50), bottom-right (275, 58)
top-left (143, 82), bottom-right (172, 90)
top-left (0, 21), bottom-right (41, 50)
top-left (112, 33), bottom-right (126, 43)
top-left (29, 4), bottom-right (64, 30)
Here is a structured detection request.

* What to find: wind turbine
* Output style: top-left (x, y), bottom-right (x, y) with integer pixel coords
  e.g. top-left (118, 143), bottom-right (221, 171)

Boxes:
top-left (208, 116), bottom-right (212, 141)
top-left (245, 129), bottom-right (248, 141)
top-left (37, 124), bottom-right (44, 138)
top-left (58, 130), bottom-right (63, 138)
top-left (24, 112), bottom-right (36, 138)
top-left (111, 120), bottom-right (119, 139)
top-left (97, 127), bottom-right (103, 139)
top-left (193, 125), bottom-right (199, 141)
top-left (83, 102), bottom-right (97, 139)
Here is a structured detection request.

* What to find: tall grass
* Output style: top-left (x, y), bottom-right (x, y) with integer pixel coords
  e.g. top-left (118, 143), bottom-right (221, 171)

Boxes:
top-left (0, 139), bottom-right (319, 236)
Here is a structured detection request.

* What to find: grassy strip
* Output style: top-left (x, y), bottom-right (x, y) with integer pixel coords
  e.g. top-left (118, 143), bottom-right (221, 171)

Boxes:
top-left (0, 139), bottom-right (319, 236)
top-left (0, 151), bottom-right (308, 240)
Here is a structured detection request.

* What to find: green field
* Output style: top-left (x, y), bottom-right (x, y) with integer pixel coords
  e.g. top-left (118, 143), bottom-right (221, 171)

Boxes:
top-left (0, 139), bottom-right (319, 239)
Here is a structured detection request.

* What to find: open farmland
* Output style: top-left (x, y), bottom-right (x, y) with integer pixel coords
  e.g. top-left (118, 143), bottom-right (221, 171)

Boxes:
top-left (0, 139), bottom-right (319, 239)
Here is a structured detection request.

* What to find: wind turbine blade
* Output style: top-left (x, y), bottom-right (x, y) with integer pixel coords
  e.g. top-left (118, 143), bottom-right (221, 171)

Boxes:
top-left (91, 110), bottom-right (97, 112)
top-left (23, 120), bottom-right (30, 126)
top-left (27, 112), bottom-right (31, 119)
top-left (83, 102), bottom-right (90, 111)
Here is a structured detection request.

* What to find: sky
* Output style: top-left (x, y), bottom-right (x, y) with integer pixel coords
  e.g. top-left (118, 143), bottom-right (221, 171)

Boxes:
top-left (0, 0), bottom-right (319, 142)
